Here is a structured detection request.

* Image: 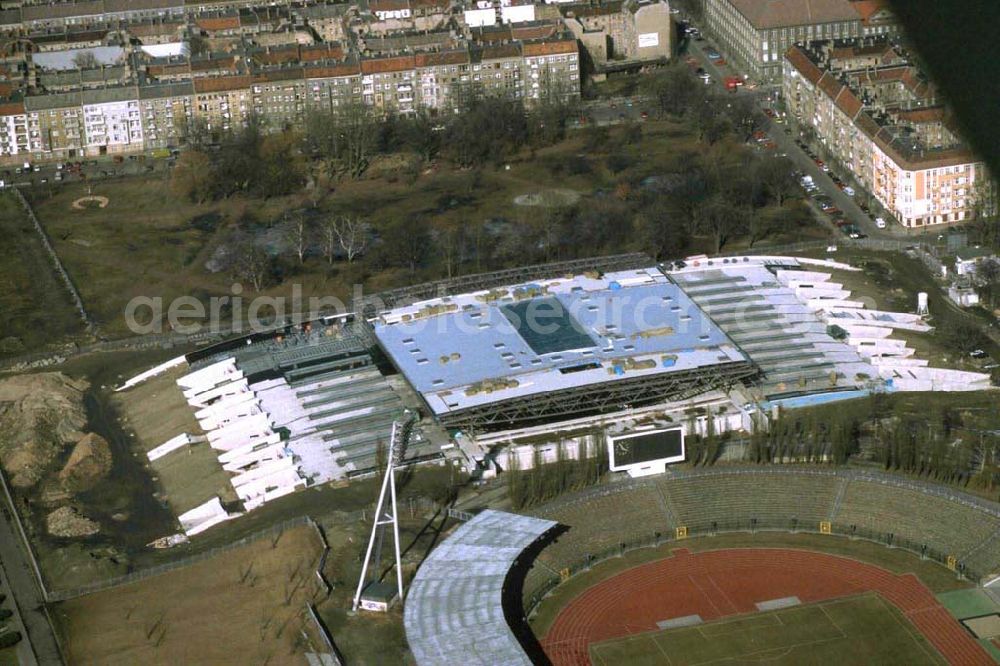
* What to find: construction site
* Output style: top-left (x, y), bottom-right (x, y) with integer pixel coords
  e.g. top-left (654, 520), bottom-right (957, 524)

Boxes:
top-left (104, 251), bottom-right (996, 540)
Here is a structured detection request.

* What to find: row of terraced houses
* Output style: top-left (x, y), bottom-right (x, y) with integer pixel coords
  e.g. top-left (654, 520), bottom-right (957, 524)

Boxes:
top-left (0, 0), bottom-right (594, 164)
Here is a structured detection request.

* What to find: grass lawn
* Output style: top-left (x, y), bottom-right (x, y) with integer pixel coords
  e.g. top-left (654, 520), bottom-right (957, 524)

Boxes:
top-left (0, 646), bottom-right (17, 666)
top-left (590, 593), bottom-right (944, 666)
top-left (54, 524), bottom-right (327, 665)
top-left (0, 192), bottom-right (85, 355)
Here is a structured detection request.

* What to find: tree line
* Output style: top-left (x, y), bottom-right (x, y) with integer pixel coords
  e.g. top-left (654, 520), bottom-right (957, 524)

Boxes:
top-left (506, 440), bottom-right (607, 510)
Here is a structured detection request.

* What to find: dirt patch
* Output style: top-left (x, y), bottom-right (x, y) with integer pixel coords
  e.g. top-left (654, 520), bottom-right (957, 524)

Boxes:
top-left (56, 524), bottom-right (327, 665)
top-left (114, 367), bottom-right (235, 516)
top-left (513, 188), bottom-right (581, 208)
top-left (71, 196), bottom-right (109, 210)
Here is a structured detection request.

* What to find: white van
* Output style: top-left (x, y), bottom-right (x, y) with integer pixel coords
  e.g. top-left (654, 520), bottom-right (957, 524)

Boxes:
top-left (875, 217), bottom-right (886, 229)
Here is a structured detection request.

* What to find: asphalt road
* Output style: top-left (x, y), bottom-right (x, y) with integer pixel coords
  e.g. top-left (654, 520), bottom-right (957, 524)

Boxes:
top-left (683, 33), bottom-right (904, 241)
top-left (0, 485), bottom-right (63, 665)
top-left (4, 155), bottom-right (170, 190)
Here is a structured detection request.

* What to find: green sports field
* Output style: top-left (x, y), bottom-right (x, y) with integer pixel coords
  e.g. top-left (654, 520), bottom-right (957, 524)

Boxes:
top-left (589, 593), bottom-right (945, 665)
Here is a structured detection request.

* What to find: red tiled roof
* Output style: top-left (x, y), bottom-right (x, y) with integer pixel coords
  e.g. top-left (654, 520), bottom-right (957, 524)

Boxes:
top-left (195, 16), bottom-right (241, 31)
top-left (522, 39), bottom-right (577, 57)
top-left (190, 56), bottom-right (237, 72)
top-left (304, 63), bottom-right (362, 78)
top-left (511, 24), bottom-right (558, 40)
top-left (833, 87), bottom-right (862, 118)
top-left (194, 75), bottom-right (252, 93)
top-left (255, 46), bottom-right (301, 65)
top-left (850, 0), bottom-right (889, 22)
top-left (361, 55), bottom-right (416, 74)
top-left (414, 50), bottom-right (469, 67)
top-left (147, 62), bottom-right (191, 76)
top-left (784, 45), bottom-right (823, 84)
top-left (369, 0), bottom-right (409, 11)
top-left (0, 101), bottom-right (24, 116)
top-left (816, 71), bottom-right (845, 100)
top-left (854, 111), bottom-right (881, 139)
top-left (895, 107), bottom-right (945, 124)
top-left (300, 43), bottom-right (345, 62)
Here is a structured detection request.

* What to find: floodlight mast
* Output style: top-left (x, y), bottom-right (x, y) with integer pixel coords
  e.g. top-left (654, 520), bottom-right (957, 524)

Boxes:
top-left (352, 412), bottom-right (413, 611)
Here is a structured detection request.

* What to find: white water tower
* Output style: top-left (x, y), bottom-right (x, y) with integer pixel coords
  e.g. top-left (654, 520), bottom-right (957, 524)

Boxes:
top-left (917, 292), bottom-right (929, 316)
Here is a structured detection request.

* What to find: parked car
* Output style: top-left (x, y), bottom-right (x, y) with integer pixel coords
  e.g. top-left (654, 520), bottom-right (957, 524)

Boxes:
top-left (843, 186), bottom-right (855, 196)
top-left (875, 217), bottom-right (886, 229)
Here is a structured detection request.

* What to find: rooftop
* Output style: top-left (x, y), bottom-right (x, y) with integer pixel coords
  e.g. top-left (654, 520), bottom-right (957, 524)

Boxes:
top-left (404, 510), bottom-right (557, 666)
top-left (374, 267), bottom-right (746, 418)
top-left (728, 0), bottom-right (862, 29)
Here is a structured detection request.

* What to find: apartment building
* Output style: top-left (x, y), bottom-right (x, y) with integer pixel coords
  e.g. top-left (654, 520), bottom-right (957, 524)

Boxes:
top-left (0, 0), bottom-right (581, 164)
top-left (784, 40), bottom-right (986, 228)
top-left (140, 81), bottom-right (195, 149)
top-left (705, 0), bottom-right (862, 83)
top-left (560, 0), bottom-right (671, 72)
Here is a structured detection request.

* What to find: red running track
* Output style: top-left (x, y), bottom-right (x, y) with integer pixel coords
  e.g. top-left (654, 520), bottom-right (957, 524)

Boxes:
top-left (541, 548), bottom-right (993, 666)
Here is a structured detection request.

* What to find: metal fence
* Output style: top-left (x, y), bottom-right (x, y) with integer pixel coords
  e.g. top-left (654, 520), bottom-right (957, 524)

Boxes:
top-left (523, 518), bottom-right (977, 617)
top-left (8, 187), bottom-right (94, 333)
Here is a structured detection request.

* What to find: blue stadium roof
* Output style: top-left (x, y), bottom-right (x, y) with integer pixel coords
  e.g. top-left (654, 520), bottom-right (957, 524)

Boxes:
top-left (373, 268), bottom-right (746, 416)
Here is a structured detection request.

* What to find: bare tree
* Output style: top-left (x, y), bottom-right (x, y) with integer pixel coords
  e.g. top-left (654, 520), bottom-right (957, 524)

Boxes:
top-left (232, 234), bottom-right (271, 292)
top-left (72, 50), bottom-right (99, 69)
top-left (282, 213), bottom-right (310, 265)
top-left (321, 214), bottom-right (370, 263)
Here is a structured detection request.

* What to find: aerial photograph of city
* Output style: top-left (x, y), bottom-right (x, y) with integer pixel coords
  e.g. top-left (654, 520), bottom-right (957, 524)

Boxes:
top-left (0, 0), bottom-right (997, 663)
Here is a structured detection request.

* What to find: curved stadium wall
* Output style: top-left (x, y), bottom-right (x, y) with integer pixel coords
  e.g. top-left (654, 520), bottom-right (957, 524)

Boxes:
top-left (521, 466), bottom-right (1000, 613)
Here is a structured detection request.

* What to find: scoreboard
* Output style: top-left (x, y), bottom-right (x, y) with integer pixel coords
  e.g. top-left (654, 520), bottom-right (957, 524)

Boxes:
top-left (608, 428), bottom-right (685, 475)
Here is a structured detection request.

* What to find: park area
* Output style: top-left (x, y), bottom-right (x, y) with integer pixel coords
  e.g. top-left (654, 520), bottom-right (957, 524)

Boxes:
top-left (53, 523), bottom-right (328, 665)
top-left (590, 593), bottom-right (943, 666)
top-left (6, 108), bottom-right (824, 348)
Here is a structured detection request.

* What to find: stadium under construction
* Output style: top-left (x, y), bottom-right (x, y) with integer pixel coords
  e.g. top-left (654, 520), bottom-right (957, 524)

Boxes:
top-left (124, 253), bottom-right (994, 531)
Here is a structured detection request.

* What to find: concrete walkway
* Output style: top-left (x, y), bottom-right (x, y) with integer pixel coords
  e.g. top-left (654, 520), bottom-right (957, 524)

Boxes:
top-left (0, 486), bottom-right (64, 665)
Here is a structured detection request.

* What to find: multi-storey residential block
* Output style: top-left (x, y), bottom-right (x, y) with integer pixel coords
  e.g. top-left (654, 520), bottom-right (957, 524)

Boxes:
top-left (705, 0), bottom-right (862, 83)
top-left (784, 39), bottom-right (987, 228)
top-left (561, 0), bottom-right (672, 75)
top-left (193, 75), bottom-right (253, 133)
top-left (0, 2), bottom-right (581, 164)
top-left (140, 82), bottom-right (195, 149)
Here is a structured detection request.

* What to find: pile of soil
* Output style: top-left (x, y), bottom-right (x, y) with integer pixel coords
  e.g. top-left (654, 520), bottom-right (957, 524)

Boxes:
top-left (46, 506), bottom-right (100, 538)
top-left (0, 372), bottom-right (89, 488)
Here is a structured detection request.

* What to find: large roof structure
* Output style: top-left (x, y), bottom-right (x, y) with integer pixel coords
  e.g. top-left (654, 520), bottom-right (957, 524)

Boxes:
top-left (727, 0), bottom-right (862, 29)
top-left (404, 510), bottom-right (558, 666)
top-left (668, 256), bottom-right (880, 402)
top-left (373, 267), bottom-right (756, 430)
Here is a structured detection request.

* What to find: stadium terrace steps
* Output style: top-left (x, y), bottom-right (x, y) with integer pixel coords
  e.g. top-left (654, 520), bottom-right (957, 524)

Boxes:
top-left (828, 477), bottom-right (850, 522)
top-left (293, 367), bottom-right (382, 394)
top-left (835, 482), bottom-right (1000, 561)
top-left (658, 473), bottom-right (842, 529)
top-left (531, 486), bottom-right (671, 571)
top-left (526, 469), bottom-right (1000, 592)
top-left (959, 528), bottom-right (1000, 577)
